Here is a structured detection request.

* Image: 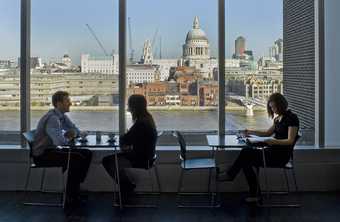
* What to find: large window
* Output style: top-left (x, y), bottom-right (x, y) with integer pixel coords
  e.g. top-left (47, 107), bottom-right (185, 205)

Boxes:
top-left (127, 0), bottom-right (219, 132)
top-left (0, 0), bottom-right (20, 145)
top-left (224, 0), bottom-right (315, 145)
top-left (31, 0), bottom-right (119, 133)
top-left (225, 0), bottom-right (282, 134)
top-left (0, 0), bottom-right (319, 147)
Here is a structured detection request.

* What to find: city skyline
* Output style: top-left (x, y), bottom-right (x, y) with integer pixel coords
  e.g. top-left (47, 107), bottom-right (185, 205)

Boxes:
top-left (0, 0), bottom-right (283, 64)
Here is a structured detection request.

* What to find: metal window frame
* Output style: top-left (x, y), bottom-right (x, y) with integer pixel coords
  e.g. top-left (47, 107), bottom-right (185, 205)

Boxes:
top-left (119, 0), bottom-right (127, 134)
top-left (118, 0), bottom-right (226, 134)
top-left (316, 0), bottom-right (325, 148)
top-left (218, 0), bottom-right (226, 136)
top-left (20, 0), bottom-right (325, 146)
top-left (20, 0), bottom-right (31, 147)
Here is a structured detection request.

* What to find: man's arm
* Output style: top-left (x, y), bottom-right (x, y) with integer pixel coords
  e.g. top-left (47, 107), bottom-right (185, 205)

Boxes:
top-left (45, 115), bottom-right (69, 146)
top-left (63, 115), bottom-right (80, 137)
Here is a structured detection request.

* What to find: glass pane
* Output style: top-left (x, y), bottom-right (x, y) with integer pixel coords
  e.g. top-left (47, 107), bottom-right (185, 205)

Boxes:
top-left (127, 0), bottom-right (218, 135)
top-left (225, 0), bottom-right (282, 133)
top-left (31, 0), bottom-right (119, 133)
top-left (225, 0), bottom-right (313, 145)
top-left (0, 0), bottom-right (20, 145)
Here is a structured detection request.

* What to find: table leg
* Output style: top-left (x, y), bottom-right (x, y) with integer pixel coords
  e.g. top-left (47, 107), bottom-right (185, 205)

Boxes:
top-left (63, 147), bottom-right (71, 208)
top-left (114, 146), bottom-right (123, 209)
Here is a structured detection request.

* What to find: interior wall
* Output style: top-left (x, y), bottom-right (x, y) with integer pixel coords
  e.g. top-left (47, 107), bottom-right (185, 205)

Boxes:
top-left (324, 0), bottom-right (340, 147)
top-left (1, 148), bottom-right (340, 192)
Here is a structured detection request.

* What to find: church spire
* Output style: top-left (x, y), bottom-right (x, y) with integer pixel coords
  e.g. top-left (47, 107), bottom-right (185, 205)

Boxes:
top-left (193, 16), bottom-right (200, 29)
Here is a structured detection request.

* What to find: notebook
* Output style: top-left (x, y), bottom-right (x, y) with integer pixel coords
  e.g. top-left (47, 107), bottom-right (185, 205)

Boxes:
top-left (246, 135), bottom-right (273, 144)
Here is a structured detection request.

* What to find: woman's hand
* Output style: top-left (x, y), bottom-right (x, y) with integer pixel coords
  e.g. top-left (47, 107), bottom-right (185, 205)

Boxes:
top-left (265, 138), bottom-right (275, 146)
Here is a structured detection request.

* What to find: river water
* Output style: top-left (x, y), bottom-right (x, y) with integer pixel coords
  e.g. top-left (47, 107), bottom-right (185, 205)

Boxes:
top-left (0, 110), bottom-right (272, 132)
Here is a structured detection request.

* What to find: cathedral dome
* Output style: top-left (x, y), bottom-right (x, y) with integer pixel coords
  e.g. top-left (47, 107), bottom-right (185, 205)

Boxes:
top-left (185, 16), bottom-right (208, 42)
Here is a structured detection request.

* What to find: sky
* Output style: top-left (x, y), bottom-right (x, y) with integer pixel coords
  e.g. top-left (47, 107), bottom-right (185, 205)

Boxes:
top-left (0, 0), bottom-right (282, 65)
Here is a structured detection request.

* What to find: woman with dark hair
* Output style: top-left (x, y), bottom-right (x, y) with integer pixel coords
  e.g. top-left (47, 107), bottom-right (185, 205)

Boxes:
top-left (218, 93), bottom-right (299, 202)
top-left (102, 94), bottom-right (157, 198)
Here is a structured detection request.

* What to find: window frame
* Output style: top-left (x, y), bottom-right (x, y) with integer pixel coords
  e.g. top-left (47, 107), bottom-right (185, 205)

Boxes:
top-left (17, 0), bottom-right (322, 148)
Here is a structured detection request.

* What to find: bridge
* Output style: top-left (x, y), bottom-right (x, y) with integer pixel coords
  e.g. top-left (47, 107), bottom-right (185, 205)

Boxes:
top-left (228, 95), bottom-right (266, 116)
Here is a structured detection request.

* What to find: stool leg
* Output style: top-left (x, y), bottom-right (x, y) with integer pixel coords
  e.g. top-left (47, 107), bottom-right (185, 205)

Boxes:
top-left (113, 181), bottom-right (117, 205)
top-left (149, 168), bottom-right (154, 192)
top-left (292, 168), bottom-right (299, 192)
top-left (283, 169), bottom-right (290, 193)
top-left (40, 168), bottom-right (46, 192)
top-left (177, 168), bottom-right (184, 205)
top-left (256, 167), bottom-right (261, 199)
top-left (148, 168), bottom-right (156, 206)
top-left (154, 165), bottom-right (161, 193)
top-left (61, 168), bottom-right (66, 208)
top-left (208, 168), bottom-right (212, 206)
top-left (261, 149), bottom-right (270, 201)
top-left (23, 167), bottom-right (63, 207)
top-left (23, 166), bottom-right (32, 202)
top-left (214, 167), bottom-right (219, 205)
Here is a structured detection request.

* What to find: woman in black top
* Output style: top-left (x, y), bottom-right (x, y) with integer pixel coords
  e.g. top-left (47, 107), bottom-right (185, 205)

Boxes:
top-left (102, 95), bottom-right (157, 195)
top-left (218, 93), bottom-right (299, 202)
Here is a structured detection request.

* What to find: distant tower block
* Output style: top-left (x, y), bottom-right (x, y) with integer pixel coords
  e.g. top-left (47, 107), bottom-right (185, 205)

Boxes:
top-left (234, 36), bottom-right (246, 58)
top-left (141, 39), bottom-right (153, 64)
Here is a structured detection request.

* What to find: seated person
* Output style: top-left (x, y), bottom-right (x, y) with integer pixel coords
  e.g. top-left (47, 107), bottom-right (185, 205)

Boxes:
top-left (102, 94), bottom-right (157, 199)
top-left (33, 91), bottom-right (92, 207)
top-left (218, 93), bottom-right (299, 203)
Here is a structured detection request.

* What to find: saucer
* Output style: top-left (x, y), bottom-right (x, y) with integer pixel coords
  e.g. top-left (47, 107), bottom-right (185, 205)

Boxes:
top-left (107, 138), bottom-right (116, 143)
top-left (79, 138), bottom-right (88, 143)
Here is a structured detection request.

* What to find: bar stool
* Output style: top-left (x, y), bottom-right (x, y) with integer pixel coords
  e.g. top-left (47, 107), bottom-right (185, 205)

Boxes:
top-left (173, 131), bottom-right (219, 208)
top-left (120, 154), bottom-right (162, 208)
top-left (256, 134), bottom-right (301, 208)
top-left (113, 132), bottom-right (162, 208)
top-left (22, 130), bottom-right (66, 208)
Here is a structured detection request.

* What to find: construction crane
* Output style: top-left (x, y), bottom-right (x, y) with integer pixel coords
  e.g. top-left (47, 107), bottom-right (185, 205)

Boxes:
top-left (128, 17), bottom-right (135, 64)
top-left (159, 36), bottom-right (162, 59)
top-left (150, 28), bottom-right (160, 59)
top-left (151, 28), bottom-right (159, 49)
top-left (85, 24), bottom-right (109, 56)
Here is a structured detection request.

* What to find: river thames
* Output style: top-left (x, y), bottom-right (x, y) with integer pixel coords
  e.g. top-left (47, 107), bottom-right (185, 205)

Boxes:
top-left (0, 110), bottom-right (272, 132)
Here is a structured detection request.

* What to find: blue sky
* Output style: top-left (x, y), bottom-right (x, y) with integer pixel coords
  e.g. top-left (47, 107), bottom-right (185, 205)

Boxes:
top-left (0, 0), bottom-right (282, 64)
